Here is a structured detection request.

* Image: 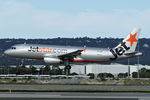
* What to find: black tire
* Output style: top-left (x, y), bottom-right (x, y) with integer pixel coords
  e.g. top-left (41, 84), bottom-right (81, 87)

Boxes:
top-left (66, 65), bottom-right (71, 69)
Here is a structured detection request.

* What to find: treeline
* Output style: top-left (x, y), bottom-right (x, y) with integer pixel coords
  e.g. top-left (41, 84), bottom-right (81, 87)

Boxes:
top-left (0, 65), bottom-right (62, 75)
top-left (88, 68), bottom-right (150, 79)
top-left (116, 68), bottom-right (150, 78)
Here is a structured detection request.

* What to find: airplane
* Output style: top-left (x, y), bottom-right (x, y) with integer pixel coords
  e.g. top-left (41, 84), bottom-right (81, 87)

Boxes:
top-left (4, 28), bottom-right (142, 75)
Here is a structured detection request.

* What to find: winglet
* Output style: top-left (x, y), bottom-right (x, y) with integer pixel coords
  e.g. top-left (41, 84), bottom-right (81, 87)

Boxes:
top-left (83, 48), bottom-right (86, 52)
top-left (83, 45), bottom-right (87, 52)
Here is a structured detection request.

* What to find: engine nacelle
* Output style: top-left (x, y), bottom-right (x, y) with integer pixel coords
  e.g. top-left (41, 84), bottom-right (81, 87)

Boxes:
top-left (44, 57), bottom-right (62, 64)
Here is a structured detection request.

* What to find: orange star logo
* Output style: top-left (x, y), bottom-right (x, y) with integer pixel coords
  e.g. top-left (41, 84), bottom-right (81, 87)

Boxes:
top-left (126, 32), bottom-right (138, 47)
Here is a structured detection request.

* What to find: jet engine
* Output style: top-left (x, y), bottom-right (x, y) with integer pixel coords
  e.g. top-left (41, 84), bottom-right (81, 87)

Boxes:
top-left (44, 57), bottom-right (62, 64)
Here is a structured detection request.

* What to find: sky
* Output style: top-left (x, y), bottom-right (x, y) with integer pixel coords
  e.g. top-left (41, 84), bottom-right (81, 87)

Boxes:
top-left (0, 0), bottom-right (150, 39)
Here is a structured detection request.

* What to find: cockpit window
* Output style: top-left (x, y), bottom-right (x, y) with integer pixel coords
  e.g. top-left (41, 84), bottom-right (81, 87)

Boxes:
top-left (11, 47), bottom-right (16, 49)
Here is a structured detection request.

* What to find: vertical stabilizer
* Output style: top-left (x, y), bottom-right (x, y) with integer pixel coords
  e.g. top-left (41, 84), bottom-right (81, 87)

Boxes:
top-left (116, 28), bottom-right (141, 53)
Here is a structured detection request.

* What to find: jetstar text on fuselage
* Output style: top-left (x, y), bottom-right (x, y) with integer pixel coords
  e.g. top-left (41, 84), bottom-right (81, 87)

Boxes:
top-left (28, 46), bottom-right (67, 54)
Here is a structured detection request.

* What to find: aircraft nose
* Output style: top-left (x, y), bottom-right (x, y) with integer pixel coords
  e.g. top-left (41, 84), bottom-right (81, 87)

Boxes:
top-left (4, 50), bottom-right (11, 56)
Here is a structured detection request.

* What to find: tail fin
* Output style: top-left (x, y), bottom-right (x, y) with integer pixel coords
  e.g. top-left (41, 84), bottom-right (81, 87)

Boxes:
top-left (115, 28), bottom-right (141, 53)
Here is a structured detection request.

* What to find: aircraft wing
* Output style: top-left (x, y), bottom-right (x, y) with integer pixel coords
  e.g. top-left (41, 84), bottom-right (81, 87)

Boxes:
top-left (58, 49), bottom-right (84, 59)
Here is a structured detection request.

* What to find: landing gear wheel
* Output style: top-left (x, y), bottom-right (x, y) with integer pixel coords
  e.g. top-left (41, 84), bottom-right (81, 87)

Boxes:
top-left (66, 65), bottom-right (71, 69)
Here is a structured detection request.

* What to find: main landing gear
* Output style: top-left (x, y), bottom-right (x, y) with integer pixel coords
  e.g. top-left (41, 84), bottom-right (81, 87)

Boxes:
top-left (64, 60), bottom-right (71, 75)
top-left (64, 65), bottom-right (71, 75)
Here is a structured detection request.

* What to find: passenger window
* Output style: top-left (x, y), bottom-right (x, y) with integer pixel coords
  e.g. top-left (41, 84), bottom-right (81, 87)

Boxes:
top-left (11, 47), bottom-right (16, 49)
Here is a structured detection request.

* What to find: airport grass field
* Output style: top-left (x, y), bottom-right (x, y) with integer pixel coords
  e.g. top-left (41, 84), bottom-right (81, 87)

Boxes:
top-left (0, 77), bottom-right (150, 86)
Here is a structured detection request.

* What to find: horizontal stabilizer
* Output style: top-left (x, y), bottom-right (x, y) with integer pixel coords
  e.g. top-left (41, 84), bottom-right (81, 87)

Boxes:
top-left (124, 51), bottom-right (142, 56)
